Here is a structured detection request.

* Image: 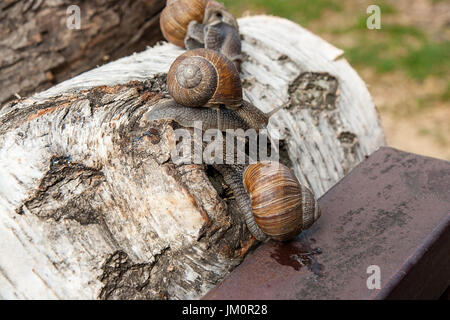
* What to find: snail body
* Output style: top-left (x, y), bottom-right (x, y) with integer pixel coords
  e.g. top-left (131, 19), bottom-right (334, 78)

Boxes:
top-left (243, 161), bottom-right (320, 241)
top-left (167, 48), bottom-right (242, 110)
top-left (203, 22), bottom-right (242, 70)
top-left (147, 99), bottom-right (268, 132)
top-left (203, 0), bottom-right (239, 31)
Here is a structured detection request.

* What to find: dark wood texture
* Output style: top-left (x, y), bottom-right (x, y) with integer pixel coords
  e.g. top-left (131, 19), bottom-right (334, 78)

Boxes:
top-left (0, 0), bottom-right (165, 105)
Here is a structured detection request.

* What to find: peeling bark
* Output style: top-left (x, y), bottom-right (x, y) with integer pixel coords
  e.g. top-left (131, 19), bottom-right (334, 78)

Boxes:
top-left (0, 16), bottom-right (385, 299)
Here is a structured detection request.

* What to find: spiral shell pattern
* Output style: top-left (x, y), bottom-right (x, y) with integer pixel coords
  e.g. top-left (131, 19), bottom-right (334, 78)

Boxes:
top-left (243, 161), bottom-right (320, 241)
top-left (167, 48), bottom-right (242, 109)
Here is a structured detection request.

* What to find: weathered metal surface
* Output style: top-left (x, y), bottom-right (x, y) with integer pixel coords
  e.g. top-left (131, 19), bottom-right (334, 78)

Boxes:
top-left (203, 147), bottom-right (450, 299)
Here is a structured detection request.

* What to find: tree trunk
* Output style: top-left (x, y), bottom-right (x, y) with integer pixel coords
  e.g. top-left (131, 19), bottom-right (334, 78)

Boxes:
top-left (0, 0), bottom-right (166, 105)
top-left (0, 16), bottom-right (385, 299)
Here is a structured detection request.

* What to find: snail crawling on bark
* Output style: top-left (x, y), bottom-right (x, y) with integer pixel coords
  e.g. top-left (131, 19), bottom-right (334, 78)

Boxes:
top-left (160, 0), bottom-right (242, 69)
top-left (214, 161), bottom-right (320, 241)
top-left (148, 48), bottom-right (272, 132)
top-left (146, 48), bottom-right (321, 241)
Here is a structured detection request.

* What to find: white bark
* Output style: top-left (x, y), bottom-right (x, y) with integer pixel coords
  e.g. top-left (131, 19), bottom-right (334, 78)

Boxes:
top-left (0, 16), bottom-right (385, 300)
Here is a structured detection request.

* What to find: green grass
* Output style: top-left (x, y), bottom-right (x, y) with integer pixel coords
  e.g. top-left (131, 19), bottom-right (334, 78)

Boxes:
top-left (376, 1), bottom-right (397, 14)
top-left (224, 0), bottom-right (450, 81)
top-left (344, 28), bottom-right (450, 80)
top-left (223, 0), bottom-right (342, 25)
top-left (441, 82), bottom-right (450, 102)
top-left (401, 41), bottom-right (450, 80)
top-left (339, 14), bottom-right (449, 81)
top-left (417, 82), bottom-right (450, 111)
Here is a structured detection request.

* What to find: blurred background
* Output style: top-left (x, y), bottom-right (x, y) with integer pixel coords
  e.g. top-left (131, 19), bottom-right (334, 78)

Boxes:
top-left (224, 0), bottom-right (450, 160)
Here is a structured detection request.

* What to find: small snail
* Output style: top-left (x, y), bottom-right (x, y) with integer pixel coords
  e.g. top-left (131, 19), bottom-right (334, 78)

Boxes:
top-left (164, 48), bottom-right (271, 131)
top-left (242, 161), bottom-right (320, 241)
top-left (160, 0), bottom-right (208, 48)
top-left (160, 0), bottom-right (242, 69)
top-left (148, 49), bottom-right (279, 132)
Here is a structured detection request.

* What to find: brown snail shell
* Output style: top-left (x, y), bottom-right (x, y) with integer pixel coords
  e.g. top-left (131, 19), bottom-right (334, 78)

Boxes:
top-left (160, 0), bottom-right (207, 48)
top-left (167, 48), bottom-right (242, 109)
top-left (243, 161), bottom-right (321, 241)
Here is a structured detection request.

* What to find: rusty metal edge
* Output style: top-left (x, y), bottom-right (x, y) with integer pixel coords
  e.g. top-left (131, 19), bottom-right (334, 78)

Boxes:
top-left (374, 213), bottom-right (450, 299)
top-left (203, 146), bottom-right (450, 300)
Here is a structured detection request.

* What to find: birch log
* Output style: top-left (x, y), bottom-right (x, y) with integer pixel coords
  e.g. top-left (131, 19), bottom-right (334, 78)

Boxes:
top-left (0, 16), bottom-right (385, 300)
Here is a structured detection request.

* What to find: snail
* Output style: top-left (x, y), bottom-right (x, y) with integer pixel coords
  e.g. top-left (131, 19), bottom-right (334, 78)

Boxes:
top-left (242, 161), bottom-right (320, 241)
top-left (213, 161), bottom-right (320, 242)
top-left (148, 48), bottom-right (273, 131)
top-left (160, 0), bottom-right (208, 48)
top-left (160, 0), bottom-right (242, 69)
